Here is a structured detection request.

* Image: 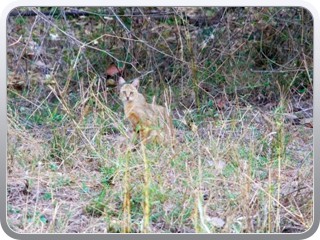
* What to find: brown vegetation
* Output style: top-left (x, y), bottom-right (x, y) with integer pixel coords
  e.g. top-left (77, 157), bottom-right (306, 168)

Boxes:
top-left (7, 7), bottom-right (313, 233)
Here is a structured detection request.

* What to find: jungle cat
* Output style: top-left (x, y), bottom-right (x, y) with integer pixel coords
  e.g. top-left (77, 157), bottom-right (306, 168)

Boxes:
top-left (119, 77), bottom-right (175, 146)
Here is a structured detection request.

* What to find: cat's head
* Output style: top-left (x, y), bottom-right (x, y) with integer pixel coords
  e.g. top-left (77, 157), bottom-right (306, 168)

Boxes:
top-left (119, 77), bottom-right (140, 103)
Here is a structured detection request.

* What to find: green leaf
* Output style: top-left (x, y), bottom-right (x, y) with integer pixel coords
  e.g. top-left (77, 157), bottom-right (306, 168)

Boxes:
top-left (43, 192), bottom-right (52, 201)
top-left (40, 215), bottom-right (48, 224)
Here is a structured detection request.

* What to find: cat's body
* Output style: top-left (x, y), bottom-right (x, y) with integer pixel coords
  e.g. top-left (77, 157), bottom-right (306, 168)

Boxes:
top-left (119, 77), bottom-right (175, 146)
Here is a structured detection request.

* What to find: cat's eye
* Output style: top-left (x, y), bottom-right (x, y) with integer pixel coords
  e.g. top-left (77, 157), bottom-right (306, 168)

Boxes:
top-left (129, 92), bottom-right (134, 96)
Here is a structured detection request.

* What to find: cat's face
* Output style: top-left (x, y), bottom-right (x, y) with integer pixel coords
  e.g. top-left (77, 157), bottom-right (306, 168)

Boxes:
top-left (119, 77), bottom-right (140, 103)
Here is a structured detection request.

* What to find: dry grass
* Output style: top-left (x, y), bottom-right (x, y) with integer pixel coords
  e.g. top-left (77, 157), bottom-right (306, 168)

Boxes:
top-left (6, 7), bottom-right (313, 234)
top-left (7, 98), bottom-right (313, 233)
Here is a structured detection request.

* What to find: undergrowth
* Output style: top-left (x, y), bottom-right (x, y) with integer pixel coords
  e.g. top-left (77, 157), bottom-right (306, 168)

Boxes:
top-left (7, 7), bottom-right (313, 234)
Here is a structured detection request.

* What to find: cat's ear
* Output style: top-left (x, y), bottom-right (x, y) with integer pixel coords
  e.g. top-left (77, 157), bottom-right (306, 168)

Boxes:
top-left (132, 78), bottom-right (140, 89)
top-left (118, 77), bottom-right (126, 86)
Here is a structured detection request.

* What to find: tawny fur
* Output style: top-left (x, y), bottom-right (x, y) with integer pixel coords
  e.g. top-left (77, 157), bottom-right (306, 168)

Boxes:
top-left (119, 77), bottom-right (175, 146)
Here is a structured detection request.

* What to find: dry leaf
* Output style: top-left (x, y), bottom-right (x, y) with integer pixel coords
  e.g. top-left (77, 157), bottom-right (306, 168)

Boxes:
top-left (191, 123), bottom-right (198, 132)
top-left (106, 78), bottom-right (116, 87)
top-left (216, 160), bottom-right (226, 170)
top-left (106, 64), bottom-right (124, 76)
top-left (206, 216), bottom-right (225, 228)
top-left (216, 97), bottom-right (226, 110)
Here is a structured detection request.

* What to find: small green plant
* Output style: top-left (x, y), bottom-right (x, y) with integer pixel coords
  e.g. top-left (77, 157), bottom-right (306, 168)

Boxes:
top-left (42, 192), bottom-right (52, 201)
top-left (100, 166), bottom-right (117, 187)
top-left (84, 188), bottom-right (107, 217)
